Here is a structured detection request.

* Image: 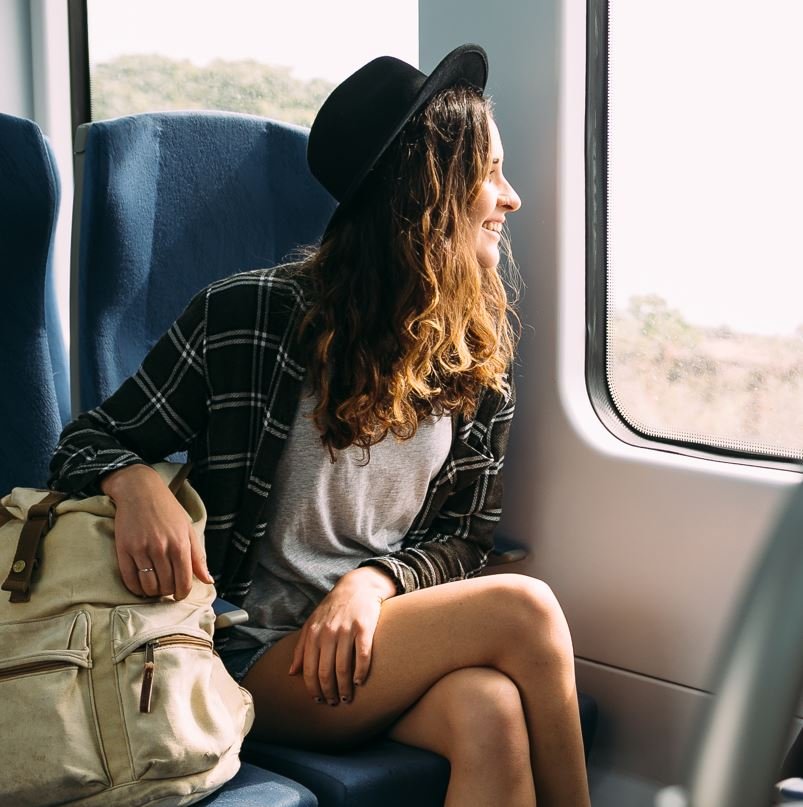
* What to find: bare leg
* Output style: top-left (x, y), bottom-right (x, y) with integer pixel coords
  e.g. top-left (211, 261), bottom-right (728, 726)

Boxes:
top-left (390, 667), bottom-right (536, 807)
top-left (242, 573), bottom-right (590, 807)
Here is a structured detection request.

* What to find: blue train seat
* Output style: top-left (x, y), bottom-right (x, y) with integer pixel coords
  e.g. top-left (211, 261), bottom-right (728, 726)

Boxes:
top-left (195, 762), bottom-right (316, 807)
top-left (0, 113), bottom-right (70, 493)
top-left (70, 110), bottom-right (336, 413)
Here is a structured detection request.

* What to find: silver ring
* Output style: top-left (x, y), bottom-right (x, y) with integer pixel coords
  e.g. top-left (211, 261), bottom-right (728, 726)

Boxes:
top-left (137, 567), bottom-right (155, 573)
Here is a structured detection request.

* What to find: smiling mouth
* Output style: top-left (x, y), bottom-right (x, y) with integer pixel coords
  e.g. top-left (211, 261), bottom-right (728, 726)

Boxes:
top-left (482, 221), bottom-right (502, 236)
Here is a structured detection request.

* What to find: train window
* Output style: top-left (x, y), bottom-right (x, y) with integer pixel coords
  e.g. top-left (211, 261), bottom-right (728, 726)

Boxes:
top-left (596, 0), bottom-right (803, 464)
top-left (84, 0), bottom-right (417, 127)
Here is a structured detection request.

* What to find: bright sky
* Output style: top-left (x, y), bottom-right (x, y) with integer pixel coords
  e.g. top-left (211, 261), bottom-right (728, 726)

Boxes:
top-left (608, 0), bottom-right (803, 336)
top-left (86, 0), bottom-right (803, 337)
top-left (87, 0), bottom-right (418, 82)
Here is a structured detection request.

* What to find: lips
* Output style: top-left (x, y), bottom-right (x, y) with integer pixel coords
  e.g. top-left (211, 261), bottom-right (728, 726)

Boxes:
top-left (482, 221), bottom-right (503, 235)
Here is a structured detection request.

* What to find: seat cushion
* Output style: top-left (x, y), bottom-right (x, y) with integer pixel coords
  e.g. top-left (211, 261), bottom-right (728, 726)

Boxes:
top-left (242, 740), bottom-right (449, 807)
top-left (243, 692), bottom-right (597, 807)
top-left (196, 762), bottom-right (317, 807)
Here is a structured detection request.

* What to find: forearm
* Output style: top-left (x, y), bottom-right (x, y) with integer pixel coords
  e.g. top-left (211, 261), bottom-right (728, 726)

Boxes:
top-left (360, 530), bottom-right (491, 593)
top-left (49, 410), bottom-right (149, 495)
top-left (50, 290), bottom-right (210, 496)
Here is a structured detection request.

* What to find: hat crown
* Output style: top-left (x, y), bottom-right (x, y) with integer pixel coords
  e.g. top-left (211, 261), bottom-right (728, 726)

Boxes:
top-left (308, 57), bottom-right (427, 204)
top-left (308, 45), bottom-right (488, 205)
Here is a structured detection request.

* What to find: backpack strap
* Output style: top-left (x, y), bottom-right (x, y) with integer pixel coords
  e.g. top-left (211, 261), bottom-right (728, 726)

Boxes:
top-left (0, 506), bottom-right (13, 529)
top-left (2, 491), bottom-right (67, 603)
top-left (167, 463), bottom-right (192, 496)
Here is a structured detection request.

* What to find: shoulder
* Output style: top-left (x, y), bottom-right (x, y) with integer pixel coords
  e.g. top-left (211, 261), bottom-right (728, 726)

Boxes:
top-left (204, 262), bottom-right (312, 310)
top-left (197, 264), bottom-right (313, 337)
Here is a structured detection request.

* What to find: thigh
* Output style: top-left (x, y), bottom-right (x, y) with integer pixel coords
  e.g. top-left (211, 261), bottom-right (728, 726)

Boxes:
top-left (241, 573), bottom-right (553, 749)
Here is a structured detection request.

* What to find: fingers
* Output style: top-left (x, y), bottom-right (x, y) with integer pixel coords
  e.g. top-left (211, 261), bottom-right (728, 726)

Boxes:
top-left (153, 551), bottom-right (176, 599)
top-left (189, 527), bottom-right (214, 584)
top-left (289, 625), bottom-right (306, 677)
top-left (117, 547), bottom-right (146, 597)
top-left (302, 625), bottom-right (325, 704)
top-left (115, 518), bottom-right (200, 599)
top-left (108, 467), bottom-right (206, 600)
top-left (298, 623), bottom-right (356, 705)
top-left (135, 564), bottom-right (160, 597)
top-left (317, 634), bottom-right (340, 706)
top-left (171, 532), bottom-right (193, 600)
top-left (335, 633), bottom-right (355, 703)
top-left (352, 625), bottom-right (373, 687)
top-left (290, 589), bottom-right (382, 706)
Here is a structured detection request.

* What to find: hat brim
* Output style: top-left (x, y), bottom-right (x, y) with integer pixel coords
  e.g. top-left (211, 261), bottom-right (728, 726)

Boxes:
top-left (337, 43), bottom-right (488, 207)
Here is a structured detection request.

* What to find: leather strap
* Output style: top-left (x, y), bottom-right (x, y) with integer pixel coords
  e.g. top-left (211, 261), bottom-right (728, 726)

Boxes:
top-left (0, 506), bottom-right (13, 529)
top-left (2, 491), bottom-right (67, 603)
top-left (167, 463), bottom-right (192, 496)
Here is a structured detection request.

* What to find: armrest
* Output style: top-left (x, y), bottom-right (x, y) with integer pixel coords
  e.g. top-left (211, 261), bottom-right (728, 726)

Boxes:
top-left (487, 535), bottom-right (529, 566)
top-left (213, 597), bottom-right (249, 630)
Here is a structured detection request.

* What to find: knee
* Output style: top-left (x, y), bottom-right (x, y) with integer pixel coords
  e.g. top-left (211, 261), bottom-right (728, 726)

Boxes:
top-left (488, 574), bottom-right (574, 661)
top-left (439, 668), bottom-right (527, 761)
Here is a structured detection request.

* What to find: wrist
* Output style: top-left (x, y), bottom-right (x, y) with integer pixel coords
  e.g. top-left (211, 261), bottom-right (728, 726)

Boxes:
top-left (100, 463), bottom-right (159, 501)
top-left (341, 566), bottom-right (397, 601)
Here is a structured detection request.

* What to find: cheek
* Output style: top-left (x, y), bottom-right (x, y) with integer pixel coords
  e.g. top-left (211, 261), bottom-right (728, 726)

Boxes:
top-left (470, 185), bottom-right (495, 228)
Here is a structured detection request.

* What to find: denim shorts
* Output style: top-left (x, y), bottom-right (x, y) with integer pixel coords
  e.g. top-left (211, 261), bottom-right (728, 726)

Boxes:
top-left (218, 642), bottom-right (274, 683)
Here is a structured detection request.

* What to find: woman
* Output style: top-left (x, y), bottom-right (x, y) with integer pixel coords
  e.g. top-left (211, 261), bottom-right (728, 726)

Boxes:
top-left (50, 45), bottom-right (590, 806)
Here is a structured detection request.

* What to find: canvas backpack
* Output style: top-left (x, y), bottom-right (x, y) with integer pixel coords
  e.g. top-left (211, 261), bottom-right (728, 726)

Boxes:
top-left (0, 463), bottom-right (254, 807)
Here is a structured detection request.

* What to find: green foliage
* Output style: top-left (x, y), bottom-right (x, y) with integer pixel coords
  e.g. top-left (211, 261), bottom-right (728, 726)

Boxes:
top-left (626, 294), bottom-right (698, 347)
top-left (91, 54), bottom-right (334, 127)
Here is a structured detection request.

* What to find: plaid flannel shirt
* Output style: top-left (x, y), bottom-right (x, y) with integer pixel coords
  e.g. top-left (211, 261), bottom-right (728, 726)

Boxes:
top-left (49, 265), bottom-right (515, 604)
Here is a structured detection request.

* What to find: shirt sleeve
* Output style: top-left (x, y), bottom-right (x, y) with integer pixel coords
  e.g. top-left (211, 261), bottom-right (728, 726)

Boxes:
top-left (48, 289), bottom-right (210, 496)
top-left (359, 374), bottom-right (516, 593)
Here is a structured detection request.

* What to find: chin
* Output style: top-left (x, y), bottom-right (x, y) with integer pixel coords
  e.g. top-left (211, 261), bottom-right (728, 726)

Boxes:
top-left (476, 249), bottom-right (500, 269)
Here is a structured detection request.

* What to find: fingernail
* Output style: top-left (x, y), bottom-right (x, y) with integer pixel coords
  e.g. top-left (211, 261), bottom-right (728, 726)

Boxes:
top-left (314, 696), bottom-right (323, 704)
top-left (353, 679), bottom-right (362, 687)
top-left (341, 695), bottom-right (351, 704)
top-left (328, 699), bottom-right (338, 707)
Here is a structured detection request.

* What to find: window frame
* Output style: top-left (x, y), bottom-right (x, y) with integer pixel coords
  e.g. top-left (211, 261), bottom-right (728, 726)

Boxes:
top-left (67, 0), bottom-right (90, 143)
top-left (584, 0), bottom-right (803, 473)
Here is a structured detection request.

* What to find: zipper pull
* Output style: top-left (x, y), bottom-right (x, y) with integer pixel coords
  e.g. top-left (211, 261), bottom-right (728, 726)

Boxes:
top-left (139, 641), bottom-right (157, 713)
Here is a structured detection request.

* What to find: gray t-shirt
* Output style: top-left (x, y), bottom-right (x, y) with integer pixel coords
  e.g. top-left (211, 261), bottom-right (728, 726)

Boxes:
top-left (230, 389), bottom-right (452, 650)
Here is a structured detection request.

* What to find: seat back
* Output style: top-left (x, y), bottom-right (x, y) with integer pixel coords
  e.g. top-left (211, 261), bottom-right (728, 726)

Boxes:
top-left (0, 113), bottom-right (70, 491)
top-left (71, 111), bottom-right (335, 413)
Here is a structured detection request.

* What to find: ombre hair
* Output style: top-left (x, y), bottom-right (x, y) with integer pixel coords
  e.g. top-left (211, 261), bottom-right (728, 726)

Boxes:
top-left (298, 82), bottom-right (518, 457)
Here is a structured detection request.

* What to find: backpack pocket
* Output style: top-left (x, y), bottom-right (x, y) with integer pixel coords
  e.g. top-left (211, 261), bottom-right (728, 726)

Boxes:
top-left (112, 602), bottom-right (251, 780)
top-left (0, 610), bottom-right (109, 806)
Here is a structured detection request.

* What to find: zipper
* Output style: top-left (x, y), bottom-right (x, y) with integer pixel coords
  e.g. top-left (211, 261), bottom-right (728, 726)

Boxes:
top-left (0, 659), bottom-right (73, 681)
top-left (137, 634), bottom-right (213, 713)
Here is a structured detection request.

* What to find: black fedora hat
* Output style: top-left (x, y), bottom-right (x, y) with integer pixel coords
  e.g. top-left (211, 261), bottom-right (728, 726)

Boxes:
top-left (308, 44), bottom-right (488, 206)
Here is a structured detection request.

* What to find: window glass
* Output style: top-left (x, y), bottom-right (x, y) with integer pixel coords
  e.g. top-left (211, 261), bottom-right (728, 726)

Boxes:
top-left (86, 0), bottom-right (418, 127)
top-left (606, 0), bottom-right (803, 460)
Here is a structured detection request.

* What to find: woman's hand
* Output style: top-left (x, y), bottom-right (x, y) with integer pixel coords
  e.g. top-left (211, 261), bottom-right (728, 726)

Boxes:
top-left (102, 464), bottom-right (213, 599)
top-left (289, 566), bottom-right (397, 705)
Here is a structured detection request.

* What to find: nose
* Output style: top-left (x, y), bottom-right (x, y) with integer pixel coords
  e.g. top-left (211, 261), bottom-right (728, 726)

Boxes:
top-left (499, 183), bottom-right (522, 212)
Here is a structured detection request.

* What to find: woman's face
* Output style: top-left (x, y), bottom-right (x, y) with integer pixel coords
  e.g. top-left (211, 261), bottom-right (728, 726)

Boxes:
top-left (469, 117), bottom-right (521, 269)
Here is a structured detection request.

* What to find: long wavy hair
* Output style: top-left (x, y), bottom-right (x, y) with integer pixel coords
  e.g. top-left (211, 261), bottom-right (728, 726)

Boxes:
top-left (298, 82), bottom-right (518, 457)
